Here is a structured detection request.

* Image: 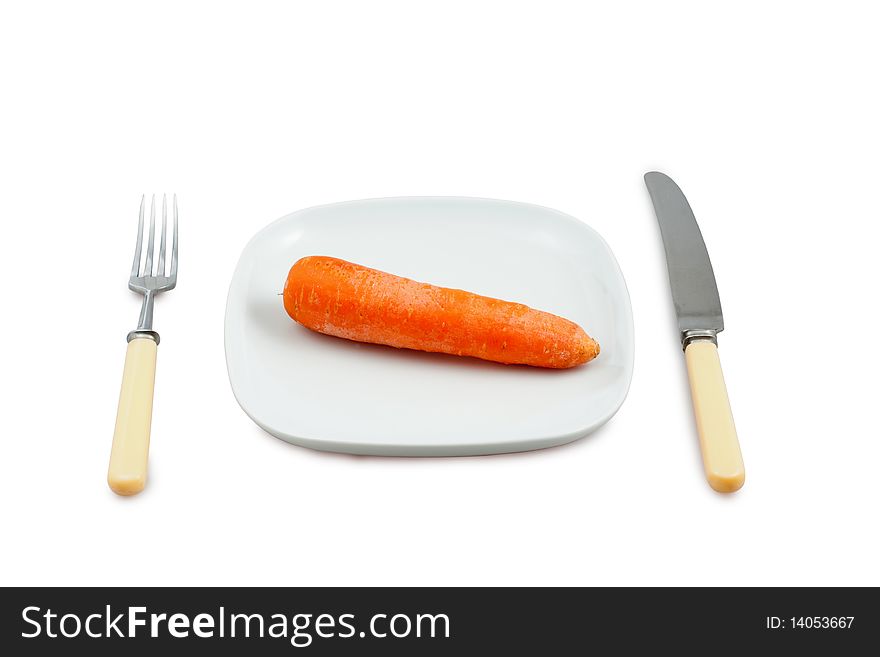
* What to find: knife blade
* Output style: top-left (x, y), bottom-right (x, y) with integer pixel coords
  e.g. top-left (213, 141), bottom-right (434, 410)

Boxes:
top-left (644, 172), bottom-right (745, 492)
top-left (644, 172), bottom-right (723, 337)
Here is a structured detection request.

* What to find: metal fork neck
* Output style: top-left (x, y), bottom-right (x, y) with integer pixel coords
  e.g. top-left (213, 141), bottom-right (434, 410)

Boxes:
top-left (137, 289), bottom-right (156, 331)
top-left (129, 290), bottom-right (160, 343)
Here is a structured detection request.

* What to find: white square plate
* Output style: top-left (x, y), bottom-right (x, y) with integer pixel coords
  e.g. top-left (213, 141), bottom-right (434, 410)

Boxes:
top-left (225, 197), bottom-right (633, 455)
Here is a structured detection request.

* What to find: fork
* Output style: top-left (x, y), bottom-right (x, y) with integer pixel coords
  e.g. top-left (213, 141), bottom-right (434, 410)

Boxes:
top-left (108, 194), bottom-right (178, 495)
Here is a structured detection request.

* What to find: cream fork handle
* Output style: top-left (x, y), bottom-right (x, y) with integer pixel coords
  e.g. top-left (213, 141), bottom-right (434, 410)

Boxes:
top-left (108, 337), bottom-right (157, 495)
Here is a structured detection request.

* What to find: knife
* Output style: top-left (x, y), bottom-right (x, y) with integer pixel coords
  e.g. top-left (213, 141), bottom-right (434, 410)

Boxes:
top-left (644, 172), bottom-right (745, 492)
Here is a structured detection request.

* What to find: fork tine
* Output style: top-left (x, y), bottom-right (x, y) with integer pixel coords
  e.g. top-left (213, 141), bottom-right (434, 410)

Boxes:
top-left (131, 195), bottom-right (145, 277)
top-left (144, 194), bottom-right (156, 276)
top-left (157, 194), bottom-right (168, 276)
top-left (170, 194), bottom-right (178, 278)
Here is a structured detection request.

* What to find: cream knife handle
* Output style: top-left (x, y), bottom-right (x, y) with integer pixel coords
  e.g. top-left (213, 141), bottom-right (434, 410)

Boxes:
top-left (108, 337), bottom-right (157, 495)
top-left (684, 340), bottom-right (745, 493)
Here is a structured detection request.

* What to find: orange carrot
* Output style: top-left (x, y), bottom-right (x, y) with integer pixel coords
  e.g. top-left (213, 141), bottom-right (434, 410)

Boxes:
top-left (283, 256), bottom-right (599, 368)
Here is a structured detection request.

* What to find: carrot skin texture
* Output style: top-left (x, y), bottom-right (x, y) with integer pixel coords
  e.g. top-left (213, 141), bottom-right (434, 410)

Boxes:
top-left (283, 256), bottom-right (599, 368)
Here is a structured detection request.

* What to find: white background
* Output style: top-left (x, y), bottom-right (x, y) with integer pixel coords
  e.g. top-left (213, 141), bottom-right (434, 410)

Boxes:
top-left (2, 1), bottom-right (878, 586)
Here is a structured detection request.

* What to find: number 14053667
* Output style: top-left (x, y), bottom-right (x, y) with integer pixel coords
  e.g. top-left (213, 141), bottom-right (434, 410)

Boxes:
top-left (766, 616), bottom-right (854, 630)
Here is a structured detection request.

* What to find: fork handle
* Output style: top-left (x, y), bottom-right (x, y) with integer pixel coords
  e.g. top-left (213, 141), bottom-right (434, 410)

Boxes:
top-left (108, 336), bottom-right (158, 495)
